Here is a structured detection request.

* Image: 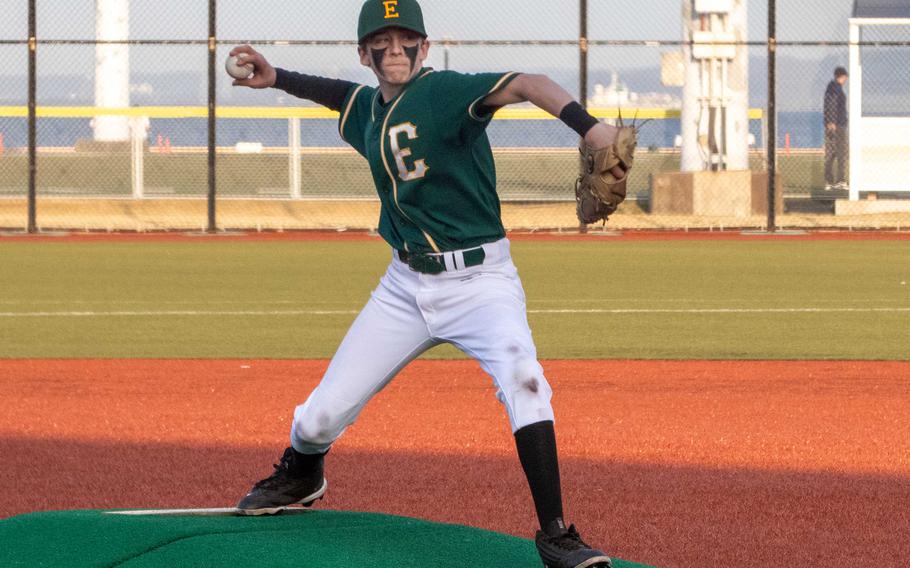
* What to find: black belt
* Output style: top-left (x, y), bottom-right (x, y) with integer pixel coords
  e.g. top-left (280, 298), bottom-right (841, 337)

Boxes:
top-left (396, 247), bottom-right (486, 274)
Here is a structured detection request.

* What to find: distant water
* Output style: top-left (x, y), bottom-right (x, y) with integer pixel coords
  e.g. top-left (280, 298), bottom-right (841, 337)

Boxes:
top-left (0, 111), bottom-right (829, 149)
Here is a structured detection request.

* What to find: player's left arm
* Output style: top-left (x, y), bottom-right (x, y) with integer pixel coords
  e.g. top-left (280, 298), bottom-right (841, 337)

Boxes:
top-left (481, 73), bottom-right (622, 175)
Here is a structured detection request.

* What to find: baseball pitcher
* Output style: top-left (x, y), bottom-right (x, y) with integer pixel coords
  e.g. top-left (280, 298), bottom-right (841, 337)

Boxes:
top-left (230, 2), bottom-right (634, 566)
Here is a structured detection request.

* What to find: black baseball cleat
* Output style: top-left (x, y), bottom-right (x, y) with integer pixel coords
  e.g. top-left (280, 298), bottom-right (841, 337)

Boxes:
top-left (236, 447), bottom-right (327, 516)
top-left (535, 520), bottom-right (612, 568)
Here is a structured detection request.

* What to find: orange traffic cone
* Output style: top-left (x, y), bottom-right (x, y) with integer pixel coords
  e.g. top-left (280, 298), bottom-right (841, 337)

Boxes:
top-left (164, 137), bottom-right (172, 154)
top-left (0, 133), bottom-right (5, 156)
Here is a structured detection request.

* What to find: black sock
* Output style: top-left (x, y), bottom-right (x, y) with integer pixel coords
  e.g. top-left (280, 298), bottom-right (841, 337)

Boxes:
top-left (288, 447), bottom-right (327, 477)
top-left (514, 420), bottom-right (565, 532)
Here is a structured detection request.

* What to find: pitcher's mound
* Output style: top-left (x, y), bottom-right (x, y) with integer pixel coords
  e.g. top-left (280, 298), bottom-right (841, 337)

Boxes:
top-left (0, 509), bottom-right (653, 567)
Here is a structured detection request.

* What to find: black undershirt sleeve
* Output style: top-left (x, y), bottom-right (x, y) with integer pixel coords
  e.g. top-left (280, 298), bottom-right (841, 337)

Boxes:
top-left (473, 102), bottom-right (497, 118)
top-left (272, 68), bottom-right (357, 112)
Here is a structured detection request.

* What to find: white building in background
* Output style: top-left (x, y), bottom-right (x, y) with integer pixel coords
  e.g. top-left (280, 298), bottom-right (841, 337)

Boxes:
top-left (590, 72), bottom-right (681, 109)
top-left (848, 0), bottom-right (910, 201)
top-left (93, 0), bottom-right (130, 142)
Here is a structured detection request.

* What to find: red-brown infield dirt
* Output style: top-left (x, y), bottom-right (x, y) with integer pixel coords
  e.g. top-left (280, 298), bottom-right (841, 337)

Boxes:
top-left (2, 359), bottom-right (909, 567)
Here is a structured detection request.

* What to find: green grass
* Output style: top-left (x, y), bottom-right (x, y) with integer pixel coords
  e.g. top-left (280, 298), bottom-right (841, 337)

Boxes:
top-left (0, 238), bottom-right (907, 359)
top-left (0, 151), bottom-right (825, 199)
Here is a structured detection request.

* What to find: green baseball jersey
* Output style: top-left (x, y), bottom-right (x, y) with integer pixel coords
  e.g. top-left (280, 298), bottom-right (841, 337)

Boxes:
top-left (338, 68), bottom-right (520, 253)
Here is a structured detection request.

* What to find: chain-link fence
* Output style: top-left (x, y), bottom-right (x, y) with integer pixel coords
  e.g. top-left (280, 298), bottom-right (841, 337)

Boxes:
top-left (1, 0), bottom-right (909, 233)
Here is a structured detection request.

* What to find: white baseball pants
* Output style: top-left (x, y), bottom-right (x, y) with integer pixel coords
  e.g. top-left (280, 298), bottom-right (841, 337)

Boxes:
top-left (291, 238), bottom-right (554, 454)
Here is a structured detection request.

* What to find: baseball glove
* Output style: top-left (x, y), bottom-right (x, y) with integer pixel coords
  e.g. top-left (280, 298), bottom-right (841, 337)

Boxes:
top-left (575, 126), bottom-right (637, 224)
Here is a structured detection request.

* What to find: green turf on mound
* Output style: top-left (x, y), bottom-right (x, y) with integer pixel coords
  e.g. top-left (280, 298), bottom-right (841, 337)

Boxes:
top-left (0, 509), bottom-right (653, 568)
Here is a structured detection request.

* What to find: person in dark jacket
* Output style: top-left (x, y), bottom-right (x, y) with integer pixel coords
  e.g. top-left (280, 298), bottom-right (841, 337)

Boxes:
top-left (824, 67), bottom-right (849, 190)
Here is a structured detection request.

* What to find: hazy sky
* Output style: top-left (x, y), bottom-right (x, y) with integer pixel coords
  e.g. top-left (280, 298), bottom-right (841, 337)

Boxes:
top-left (1, 1), bottom-right (860, 59)
top-left (0, 0), bottom-right (893, 110)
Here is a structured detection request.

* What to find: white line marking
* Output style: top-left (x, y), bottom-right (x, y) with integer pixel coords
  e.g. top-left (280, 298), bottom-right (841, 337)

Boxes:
top-left (0, 298), bottom-right (899, 306)
top-left (105, 507), bottom-right (314, 516)
top-left (0, 300), bottom-right (359, 305)
top-left (533, 308), bottom-right (910, 314)
top-left (1, 308), bottom-right (909, 318)
top-left (0, 310), bottom-right (361, 317)
top-left (106, 508), bottom-right (242, 516)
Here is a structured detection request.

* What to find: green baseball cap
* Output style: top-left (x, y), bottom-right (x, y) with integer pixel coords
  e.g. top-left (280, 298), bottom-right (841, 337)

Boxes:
top-left (358, 0), bottom-right (427, 43)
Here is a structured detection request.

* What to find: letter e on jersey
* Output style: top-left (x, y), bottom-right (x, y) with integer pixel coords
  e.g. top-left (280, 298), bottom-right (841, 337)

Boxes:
top-left (389, 122), bottom-right (428, 181)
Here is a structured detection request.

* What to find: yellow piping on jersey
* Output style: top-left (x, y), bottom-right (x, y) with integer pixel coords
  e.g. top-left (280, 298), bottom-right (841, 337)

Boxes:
top-left (339, 85), bottom-right (367, 143)
top-left (468, 71), bottom-right (520, 121)
top-left (370, 90), bottom-right (380, 123)
top-left (378, 70), bottom-right (440, 253)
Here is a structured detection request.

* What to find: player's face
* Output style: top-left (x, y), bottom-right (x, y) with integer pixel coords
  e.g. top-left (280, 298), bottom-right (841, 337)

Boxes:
top-left (359, 28), bottom-right (429, 85)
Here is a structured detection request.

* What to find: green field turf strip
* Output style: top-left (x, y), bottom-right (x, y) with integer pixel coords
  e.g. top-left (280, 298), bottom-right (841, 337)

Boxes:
top-left (0, 510), bottom-right (652, 568)
top-left (0, 239), bottom-right (907, 359)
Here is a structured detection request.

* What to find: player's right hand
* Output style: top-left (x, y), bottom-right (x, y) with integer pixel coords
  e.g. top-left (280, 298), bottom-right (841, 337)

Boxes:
top-left (229, 45), bottom-right (277, 89)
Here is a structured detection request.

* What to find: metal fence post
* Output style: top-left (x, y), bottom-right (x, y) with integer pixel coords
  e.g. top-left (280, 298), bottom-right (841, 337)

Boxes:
top-left (577, 0), bottom-right (589, 233)
top-left (579, 0), bottom-right (588, 106)
top-left (130, 117), bottom-right (146, 199)
top-left (767, 0), bottom-right (777, 232)
top-left (207, 0), bottom-right (217, 232)
top-left (28, 0), bottom-right (37, 233)
top-left (289, 117), bottom-right (302, 199)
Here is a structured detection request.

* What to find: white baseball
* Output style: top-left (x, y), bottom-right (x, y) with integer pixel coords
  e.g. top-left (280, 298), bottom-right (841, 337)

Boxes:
top-left (225, 54), bottom-right (254, 80)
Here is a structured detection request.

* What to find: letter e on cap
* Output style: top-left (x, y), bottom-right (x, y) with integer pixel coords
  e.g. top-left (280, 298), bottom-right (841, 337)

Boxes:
top-left (383, 1), bottom-right (400, 19)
